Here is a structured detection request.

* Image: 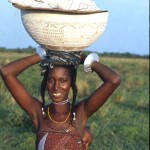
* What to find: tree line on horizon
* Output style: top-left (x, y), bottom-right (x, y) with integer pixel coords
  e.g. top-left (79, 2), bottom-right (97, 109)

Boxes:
top-left (0, 46), bottom-right (149, 58)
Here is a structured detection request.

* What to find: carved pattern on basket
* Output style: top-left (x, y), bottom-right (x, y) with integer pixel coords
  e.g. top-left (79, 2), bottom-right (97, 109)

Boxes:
top-left (23, 20), bottom-right (106, 51)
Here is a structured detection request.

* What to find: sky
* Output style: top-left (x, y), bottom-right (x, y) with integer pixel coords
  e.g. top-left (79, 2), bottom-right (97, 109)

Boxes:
top-left (0, 0), bottom-right (149, 55)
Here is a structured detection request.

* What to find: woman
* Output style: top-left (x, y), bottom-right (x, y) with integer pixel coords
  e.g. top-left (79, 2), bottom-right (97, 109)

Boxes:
top-left (0, 47), bottom-right (121, 149)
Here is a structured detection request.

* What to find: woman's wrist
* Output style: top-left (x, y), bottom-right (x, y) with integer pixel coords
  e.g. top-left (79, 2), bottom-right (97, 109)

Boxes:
top-left (83, 53), bottom-right (99, 73)
top-left (36, 46), bottom-right (46, 60)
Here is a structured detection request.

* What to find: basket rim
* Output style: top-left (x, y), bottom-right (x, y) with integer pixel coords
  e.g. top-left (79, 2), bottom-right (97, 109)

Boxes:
top-left (13, 3), bottom-right (108, 14)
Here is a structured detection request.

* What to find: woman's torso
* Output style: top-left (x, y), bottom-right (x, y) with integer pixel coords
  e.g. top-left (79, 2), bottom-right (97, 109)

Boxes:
top-left (36, 105), bottom-right (87, 150)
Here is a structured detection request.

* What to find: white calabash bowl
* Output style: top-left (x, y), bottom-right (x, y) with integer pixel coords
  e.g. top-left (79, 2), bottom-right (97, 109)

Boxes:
top-left (21, 10), bottom-right (108, 51)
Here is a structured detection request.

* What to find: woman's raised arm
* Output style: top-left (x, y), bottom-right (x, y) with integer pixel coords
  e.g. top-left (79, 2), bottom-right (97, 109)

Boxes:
top-left (83, 54), bottom-right (121, 118)
top-left (0, 54), bottom-right (41, 118)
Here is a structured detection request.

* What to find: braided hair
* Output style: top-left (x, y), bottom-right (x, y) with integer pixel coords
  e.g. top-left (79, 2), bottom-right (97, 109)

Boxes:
top-left (40, 65), bottom-right (77, 111)
top-left (40, 69), bottom-right (49, 108)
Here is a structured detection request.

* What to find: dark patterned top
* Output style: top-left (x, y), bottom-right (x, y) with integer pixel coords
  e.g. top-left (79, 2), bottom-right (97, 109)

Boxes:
top-left (37, 116), bottom-right (86, 150)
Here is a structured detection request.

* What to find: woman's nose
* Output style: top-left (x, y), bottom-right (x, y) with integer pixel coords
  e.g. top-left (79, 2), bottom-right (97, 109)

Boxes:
top-left (54, 81), bottom-right (59, 90)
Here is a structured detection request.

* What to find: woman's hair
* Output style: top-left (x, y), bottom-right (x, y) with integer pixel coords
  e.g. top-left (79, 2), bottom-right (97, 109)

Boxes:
top-left (40, 65), bottom-right (77, 111)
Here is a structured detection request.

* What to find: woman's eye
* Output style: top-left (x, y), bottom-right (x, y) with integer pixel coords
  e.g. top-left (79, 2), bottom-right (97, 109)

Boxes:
top-left (60, 79), bottom-right (66, 83)
top-left (48, 78), bottom-right (54, 83)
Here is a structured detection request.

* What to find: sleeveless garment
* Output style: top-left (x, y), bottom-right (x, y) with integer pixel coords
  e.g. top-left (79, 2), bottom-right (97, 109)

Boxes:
top-left (37, 116), bottom-right (86, 150)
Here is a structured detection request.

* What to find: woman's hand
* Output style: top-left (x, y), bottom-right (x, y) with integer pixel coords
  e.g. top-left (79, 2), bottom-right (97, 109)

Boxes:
top-left (80, 52), bottom-right (87, 64)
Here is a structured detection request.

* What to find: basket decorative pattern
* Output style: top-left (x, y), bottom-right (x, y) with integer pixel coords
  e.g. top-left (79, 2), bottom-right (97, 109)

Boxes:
top-left (21, 10), bottom-right (108, 51)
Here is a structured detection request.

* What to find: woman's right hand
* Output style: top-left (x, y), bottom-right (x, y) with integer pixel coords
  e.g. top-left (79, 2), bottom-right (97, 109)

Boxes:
top-left (80, 52), bottom-right (87, 64)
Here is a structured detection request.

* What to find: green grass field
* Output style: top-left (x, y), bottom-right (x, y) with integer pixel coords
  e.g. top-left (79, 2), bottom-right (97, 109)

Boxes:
top-left (0, 52), bottom-right (149, 150)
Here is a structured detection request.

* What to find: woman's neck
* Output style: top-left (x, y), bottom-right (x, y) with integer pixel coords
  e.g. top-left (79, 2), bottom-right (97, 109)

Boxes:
top-left (50, 102), bottom-right (70, 114)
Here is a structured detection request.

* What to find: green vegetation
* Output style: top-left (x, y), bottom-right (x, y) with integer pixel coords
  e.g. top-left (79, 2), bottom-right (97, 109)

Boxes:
top-left (0, 47), bottom-right (149, 58)
top-left (0, 51), bottom-right (149, 150)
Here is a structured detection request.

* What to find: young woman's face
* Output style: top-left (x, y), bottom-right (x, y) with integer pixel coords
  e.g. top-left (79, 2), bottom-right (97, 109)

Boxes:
top-left (47, 66), bottom-right (71, 103)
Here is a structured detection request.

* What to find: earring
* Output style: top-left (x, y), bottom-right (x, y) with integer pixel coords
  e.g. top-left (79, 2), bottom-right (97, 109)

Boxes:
top-left (73, 112), bottom-right (76, 121)
top-left (42, 107), bottom-right (47, 118)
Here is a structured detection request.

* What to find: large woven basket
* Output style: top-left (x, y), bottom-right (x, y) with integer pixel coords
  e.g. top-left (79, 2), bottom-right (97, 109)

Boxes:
top-left (21, 9), bottom-right (108, 51)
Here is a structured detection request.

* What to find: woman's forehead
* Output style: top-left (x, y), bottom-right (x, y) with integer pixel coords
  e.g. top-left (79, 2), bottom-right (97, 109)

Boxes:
top-left (48, 66), bottom-right (71, 77)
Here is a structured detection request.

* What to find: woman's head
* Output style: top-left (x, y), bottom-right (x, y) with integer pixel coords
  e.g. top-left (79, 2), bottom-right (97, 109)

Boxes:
top-left (47, 65), bottom-right (71, 102)
top-left (41, 65), bottom-right (77, 109)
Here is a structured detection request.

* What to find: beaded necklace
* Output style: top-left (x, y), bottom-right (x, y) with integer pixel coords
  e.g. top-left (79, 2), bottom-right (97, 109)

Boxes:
top-left (52, 99), bottom-right (69, 105)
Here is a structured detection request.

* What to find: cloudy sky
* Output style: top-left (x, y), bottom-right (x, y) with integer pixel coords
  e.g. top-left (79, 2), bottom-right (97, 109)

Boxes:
top-left (0, 0), bottom-right (149, 55)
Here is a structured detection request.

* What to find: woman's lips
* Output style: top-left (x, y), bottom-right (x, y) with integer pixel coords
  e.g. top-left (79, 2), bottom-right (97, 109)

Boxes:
top-left (52, 92), bottom-right (61, 97)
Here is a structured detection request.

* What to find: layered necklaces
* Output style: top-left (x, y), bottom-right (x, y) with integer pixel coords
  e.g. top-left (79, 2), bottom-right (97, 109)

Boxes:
top-left (47, 102), bottom-right (71, 133)
top-left (43, 99), bottom-right (76, 133)
top-left (48, 99), bottom-right (71, 124)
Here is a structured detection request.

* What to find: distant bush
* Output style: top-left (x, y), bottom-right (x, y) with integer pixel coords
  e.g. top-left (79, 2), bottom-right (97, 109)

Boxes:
top-left (100, 51), bottom-right (149, 58)
top-left (0, 47), bottom-right (149, 58)
top-left (0, 46), bottom-right (35, 53)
